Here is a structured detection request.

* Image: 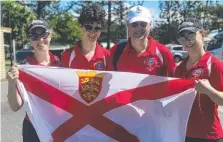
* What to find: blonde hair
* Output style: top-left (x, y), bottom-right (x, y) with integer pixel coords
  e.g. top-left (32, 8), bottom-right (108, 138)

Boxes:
top-left (198, 29), bottom-right (207, 37)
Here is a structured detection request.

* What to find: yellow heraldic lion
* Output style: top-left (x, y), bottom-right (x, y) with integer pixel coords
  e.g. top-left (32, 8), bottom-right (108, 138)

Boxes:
top-left (77, 71), bottom-right (104, 103)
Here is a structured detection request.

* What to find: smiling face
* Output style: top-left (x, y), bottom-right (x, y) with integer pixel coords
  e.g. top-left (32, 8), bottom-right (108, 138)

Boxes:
top-left (81, 22), bottom-right (102, 42)
top-left (128, 21), bottom-right (151, 40)
top-left (29, 27), bottom-right (51, 53)
top-left (177, 30), bottom-right (205, 55)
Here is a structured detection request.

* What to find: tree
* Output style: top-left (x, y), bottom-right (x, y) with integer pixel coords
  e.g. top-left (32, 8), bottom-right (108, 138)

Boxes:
top-left (158, 1), bottom-right (207, 43)
top-left (48, 13), bottom-right (82, 45)
top-left (20, 1), bottom-right (81, 19)
top-left (107, 1), bottom-right (112, 49)
top-left (18, 1), bottom-right (52, 19)
top-left (206, 2), bottom-right (223, 30)
top-left (104, 1), bottom-right (144, 48)
top-left (159, 1), bottom-right (180, 42)
top-left (112, 1), bottom-right (129, 40)
top-left (1, 1), bottom-right (36, 49)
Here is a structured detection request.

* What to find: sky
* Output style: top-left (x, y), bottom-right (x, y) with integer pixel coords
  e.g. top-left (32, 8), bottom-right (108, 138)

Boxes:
top-left (64, 0), bottom-right (223, 22)
top-left (126, 1), bottom-right (223, 21)
top-left (142, 1), bottom-right (160, 20)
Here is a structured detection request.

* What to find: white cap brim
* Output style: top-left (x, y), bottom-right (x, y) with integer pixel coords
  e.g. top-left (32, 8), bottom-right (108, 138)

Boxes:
top-left (128, 16), bottom-right (151, 24)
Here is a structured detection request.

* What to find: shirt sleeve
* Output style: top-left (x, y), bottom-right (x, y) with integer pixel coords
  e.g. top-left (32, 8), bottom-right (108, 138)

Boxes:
top-left (210, 60), bottom-right (223, 92)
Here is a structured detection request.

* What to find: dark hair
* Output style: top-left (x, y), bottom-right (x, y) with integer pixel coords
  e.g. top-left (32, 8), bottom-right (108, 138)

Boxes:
top-left (78, 4), bottom-right (106, 27)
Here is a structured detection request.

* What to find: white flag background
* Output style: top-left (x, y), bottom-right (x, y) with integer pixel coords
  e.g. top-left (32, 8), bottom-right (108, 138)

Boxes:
top-left (17, 65), bottom-right (196, 142)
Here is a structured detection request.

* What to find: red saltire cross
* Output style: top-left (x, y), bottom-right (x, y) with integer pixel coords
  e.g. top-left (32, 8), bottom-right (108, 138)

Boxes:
top-left (18, 70), bottom-right (194, 142)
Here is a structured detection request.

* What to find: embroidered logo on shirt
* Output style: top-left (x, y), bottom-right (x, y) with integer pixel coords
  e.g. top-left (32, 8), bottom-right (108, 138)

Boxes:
top-left (144, 57), bottom-right (156, 71)
top-left (192, 68), bottom-right (203, 78)
top-left (94, 62), bottom-right (105, 70)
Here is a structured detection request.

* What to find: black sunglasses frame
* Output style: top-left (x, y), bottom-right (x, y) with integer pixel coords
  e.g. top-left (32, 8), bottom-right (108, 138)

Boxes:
top-left (29, 32), bottom-right (50, 41)
top-left (83, 24), bottom-right (103, 32)
top-left (130, 22), bottom-right (147, 28)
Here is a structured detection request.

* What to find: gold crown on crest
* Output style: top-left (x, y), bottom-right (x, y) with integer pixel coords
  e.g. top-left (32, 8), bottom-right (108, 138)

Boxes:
top-left (76, 71), bottom-right (104, 78)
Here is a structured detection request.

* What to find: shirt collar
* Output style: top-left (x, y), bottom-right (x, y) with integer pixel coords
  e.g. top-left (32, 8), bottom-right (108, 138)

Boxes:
top-left (26, 52), bottom-right (59, 66)
top-left (181, 51), bottom-right (211, 70)
top-left (125, 36), bottom-right (156, 55)
top-left (73, 40), bottom-right (105, 59)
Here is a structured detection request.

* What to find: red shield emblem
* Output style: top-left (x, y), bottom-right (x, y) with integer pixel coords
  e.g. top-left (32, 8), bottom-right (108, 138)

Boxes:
top-left (192, 68), bottom-right (203, 79)
top-left (77, 71), bottom-right (104, 103)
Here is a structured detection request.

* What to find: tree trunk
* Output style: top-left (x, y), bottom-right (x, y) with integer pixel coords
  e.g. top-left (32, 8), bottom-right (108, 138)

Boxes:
top-left (107, 1), bottom-right (111, 49)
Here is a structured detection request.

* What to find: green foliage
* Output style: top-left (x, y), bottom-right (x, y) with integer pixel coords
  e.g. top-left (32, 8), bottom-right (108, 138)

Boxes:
top-left (157, 1), bottom-right (223, 44)
top-left (1, 1), bottom-right (36, 48)
top-left (3, 0), bottom-right (221, 49)
top-left (48, 14), bottom-right (82, 45)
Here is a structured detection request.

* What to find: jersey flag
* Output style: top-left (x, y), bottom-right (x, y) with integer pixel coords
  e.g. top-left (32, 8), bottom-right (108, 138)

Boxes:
top-left (17, 65), bottom-right (196, 142)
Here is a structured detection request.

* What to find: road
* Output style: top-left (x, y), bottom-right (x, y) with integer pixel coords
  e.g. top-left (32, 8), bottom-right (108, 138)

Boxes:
top-left (1, 81), bottom-right (223, 142)
top-left (1, 81), bottom-right (24, 142)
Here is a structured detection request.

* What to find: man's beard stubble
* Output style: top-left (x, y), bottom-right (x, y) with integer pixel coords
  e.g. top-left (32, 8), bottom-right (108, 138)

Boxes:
top-left (132, 29), bottom-right (148, 40)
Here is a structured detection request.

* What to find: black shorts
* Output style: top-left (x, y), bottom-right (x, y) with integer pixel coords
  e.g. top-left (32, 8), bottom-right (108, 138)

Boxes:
top-left (185, 137), bottom-right (223, 142)
top-left (22, 119), bottom-right (40, 142)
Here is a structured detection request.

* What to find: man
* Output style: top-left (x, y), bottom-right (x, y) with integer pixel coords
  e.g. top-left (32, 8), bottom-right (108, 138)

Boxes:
top-left (108, 5), bottom-right (175, 77)
top-left (61, 4), bottom-right (110, 70)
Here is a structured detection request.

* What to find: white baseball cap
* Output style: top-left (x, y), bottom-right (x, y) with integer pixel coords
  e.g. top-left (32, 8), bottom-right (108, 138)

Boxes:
top-left (128, 6), bottom-right (152, 24)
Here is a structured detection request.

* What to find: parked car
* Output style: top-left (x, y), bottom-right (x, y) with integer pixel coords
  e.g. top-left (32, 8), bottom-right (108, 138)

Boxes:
top-left (166, 44), bottom-right (188, 63)
top-left (15, 44), bottom-right (70, 63)
top-left (207, 32), bottom-right (223, 59)
top-left (208, 29), bottom-right (223, 38)
top-left (100, 42), bottom-right (115, 49)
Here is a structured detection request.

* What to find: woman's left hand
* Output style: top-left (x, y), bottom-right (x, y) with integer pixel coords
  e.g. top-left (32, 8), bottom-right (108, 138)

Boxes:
top-left (195, 79), bottom-right (215, 95)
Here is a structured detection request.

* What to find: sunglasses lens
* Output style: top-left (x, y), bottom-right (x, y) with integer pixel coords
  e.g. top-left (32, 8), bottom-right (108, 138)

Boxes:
top-left (187, 34), bottom-right (195, 41)
top-left (140, 22), bottom-right (147, 28)
top-left (177, 37), bottom-right (184, 44)
top-left (29, 32), bottom-right (49, 41)
top-left (95, 26), bottom-right (102, 31)
top-left (29, 35), bottom-right (38, 41)
top-left (84, 25), bottom-right (93, 31)
top-left (42, 32), bottom-right (49, 39)
top-left (131, 22), bottom-right (138, 28)
top-left (131, 22), bottom-right (147, 28)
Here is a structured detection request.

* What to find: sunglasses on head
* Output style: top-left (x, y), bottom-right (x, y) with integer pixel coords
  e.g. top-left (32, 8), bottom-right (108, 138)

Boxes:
top-left (29, 32), bottom-right (50, 41)
top-left (83, 24), bottom-right (103, 32)
top-left (177, 32), bottom-right (196, 44)
top-left (130, 22), bottom-right (147, 28)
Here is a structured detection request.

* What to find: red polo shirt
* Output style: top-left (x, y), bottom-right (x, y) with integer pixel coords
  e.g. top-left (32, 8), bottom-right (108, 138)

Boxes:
top-left (22, 52), bottom-right (60, 66)
top-left (61, 41), bottom-right (110, 70)
top-left (108, 37), bottom-right (175, 77)
top-left (22, 52), bottom-right (61, 121)
top-left (175, 52), bottom-right (223, 140)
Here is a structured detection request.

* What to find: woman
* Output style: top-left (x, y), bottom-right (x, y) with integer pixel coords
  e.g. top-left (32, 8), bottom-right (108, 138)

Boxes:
top-left (174, 19), bottom-right (223, 142)
top-left (7, 20), bottom-right (60, 142)
top-left (61, 4), bottom-right (110, 70)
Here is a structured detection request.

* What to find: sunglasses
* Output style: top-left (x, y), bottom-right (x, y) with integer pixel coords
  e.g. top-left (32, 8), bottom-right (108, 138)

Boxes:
top-left (130, 22), bottom-right (147, 28)
top-left (83, 24), bottom-right (103, 32)
top-left (29, 32), bottom-right (50, 41)
top-left (177, 32), bottom-right (196, 44)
